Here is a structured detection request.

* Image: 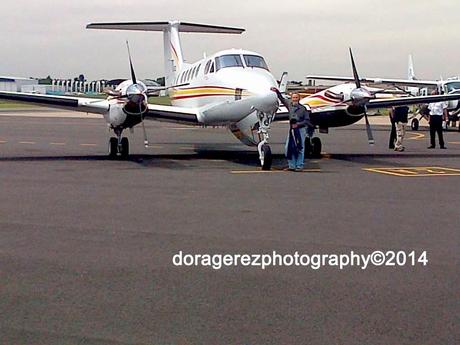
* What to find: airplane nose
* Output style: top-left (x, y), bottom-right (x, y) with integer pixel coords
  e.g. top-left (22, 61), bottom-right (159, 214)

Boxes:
top-left (251, 90), bottom-right (279, 113)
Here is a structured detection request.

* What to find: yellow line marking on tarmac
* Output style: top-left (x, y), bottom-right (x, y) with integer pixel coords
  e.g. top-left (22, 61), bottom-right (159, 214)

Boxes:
top-left (407, 132), bottom-right (425, 140)
top-left (171, 127), bottom-right (202, 130)
top-left (50, 142), bottom-right (66, 145)
top-left (80, 143), bottom-right (97, 147)
top-left (448, 141), bottom-right (460, 145)
top-left (19, 141), bottom-right (36, 144)
top-left (364, 166), bottom-right (460, 177)
top-left (231, 168), bottom-right (321, 174)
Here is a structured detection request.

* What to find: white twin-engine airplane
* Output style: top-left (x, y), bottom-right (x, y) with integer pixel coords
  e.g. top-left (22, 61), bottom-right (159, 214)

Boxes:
top-left (2, 21), bottom-right (460, 170)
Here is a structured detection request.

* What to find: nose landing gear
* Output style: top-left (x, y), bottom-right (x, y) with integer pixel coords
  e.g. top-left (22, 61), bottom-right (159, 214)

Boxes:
top-left (108, 127), bottom-right (130, 159)
top-left (257, 110), bottom-right (275, 170)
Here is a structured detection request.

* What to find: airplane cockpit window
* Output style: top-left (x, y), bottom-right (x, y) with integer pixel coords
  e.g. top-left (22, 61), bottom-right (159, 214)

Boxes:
top-left (205, 60), bottom-right (211, 74)
top-left (243, 55), bottom-right (269, 70)
top-left (215, 54), bottom-right (244, 71)
top-left (445, 82), bottom-right (460, 93)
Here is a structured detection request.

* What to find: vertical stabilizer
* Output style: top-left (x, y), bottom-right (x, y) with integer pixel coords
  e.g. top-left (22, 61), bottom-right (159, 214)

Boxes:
top-left (408, 54), bottom-right (416, 80)
top-left (87, 21), bottom-right (244, 88)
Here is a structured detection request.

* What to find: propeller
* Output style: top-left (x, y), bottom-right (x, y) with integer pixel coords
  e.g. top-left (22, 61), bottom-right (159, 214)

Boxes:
top-left (126, 41), bottom-right (137, 84)
top-left (270, 87), bottom-right (291, 110)
top-left (146, 82), bottom-right (190, 97)
top-left (125, 41), bottom-right (149, 147)
top-left (349, 48), bottom-right (374, 145)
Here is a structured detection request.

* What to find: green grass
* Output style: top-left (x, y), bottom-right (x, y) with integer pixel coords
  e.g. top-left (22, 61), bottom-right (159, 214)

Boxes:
top-left (0, 95), bottom-right (172, 109)
top-left (148, 96), bottom-right (171, 106)
top-left (0, 100), bottom-right (36, 109)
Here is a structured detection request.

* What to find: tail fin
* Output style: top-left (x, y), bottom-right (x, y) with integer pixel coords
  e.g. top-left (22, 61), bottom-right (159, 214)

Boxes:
top-left (408, 54), bottom-right (416, 80)
top-left (87, 21), bottom-right (244, 87)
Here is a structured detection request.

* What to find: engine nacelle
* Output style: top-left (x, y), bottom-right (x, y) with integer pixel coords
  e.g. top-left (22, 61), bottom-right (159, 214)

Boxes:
top-left (108, 103), bottom-right (128, 127)
top-left (346, 104), bottom-right (366, 116)
top-left (106, 102), bottom-right (144, 129)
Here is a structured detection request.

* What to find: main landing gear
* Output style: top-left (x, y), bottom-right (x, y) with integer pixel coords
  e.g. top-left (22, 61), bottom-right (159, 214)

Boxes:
top-left (305, 136), bottom-right (322, 158)
top-left (108, 127), bottom-right (130, 159)
top-left (257, 110), bottom-right (275, 170)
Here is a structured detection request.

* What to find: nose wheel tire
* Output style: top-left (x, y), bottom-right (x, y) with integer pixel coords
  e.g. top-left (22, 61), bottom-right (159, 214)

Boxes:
top-left (411, 118), bottom-right (419, 131)
top-left (108, 137), bottom-right (118, 159)
top-left (311, 137), bottom-right (322, 158)
top-left (261, 144), bottom-right (272, 171)
top-left (108, 136), bottom-right (129, 159)
top-left (120, 137), bottom-right (129, 159)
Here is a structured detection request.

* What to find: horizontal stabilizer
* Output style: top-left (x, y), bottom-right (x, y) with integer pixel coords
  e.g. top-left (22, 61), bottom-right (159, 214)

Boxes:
top-left (87, 21), bottom-right (244, 34)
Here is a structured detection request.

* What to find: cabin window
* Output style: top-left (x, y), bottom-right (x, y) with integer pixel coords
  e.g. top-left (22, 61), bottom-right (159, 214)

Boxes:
top-left (243, 55), bottom-right (269, 70)
top-left (215, 54), bottom-right (244, 71)
top-left (195, 64), bottom-right (201, 77)
top-left (209, 62), bottom-right (215, 73)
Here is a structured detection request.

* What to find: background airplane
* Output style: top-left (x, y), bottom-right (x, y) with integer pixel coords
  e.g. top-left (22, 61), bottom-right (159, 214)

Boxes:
top-left (276, 49), bottom-right (460, 156)
top-left (307, 53), bottom-right (460, 131)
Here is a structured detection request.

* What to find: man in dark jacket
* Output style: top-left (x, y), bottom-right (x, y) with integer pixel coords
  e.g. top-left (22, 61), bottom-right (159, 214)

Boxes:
top-left (392, 106), bottom-right (409, 151)
top-left (285, 93), bottom-right (313, 171)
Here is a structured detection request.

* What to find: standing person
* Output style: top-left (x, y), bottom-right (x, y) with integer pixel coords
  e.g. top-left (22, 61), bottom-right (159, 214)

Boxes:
top-left (285, 93), bottom-right (312, 171)
top-left (388, 108), bottom-right (397, 149)
top-left (393, 106), bottom-right (409, 151)
top-left (427, 90), bottom-right (448, 149)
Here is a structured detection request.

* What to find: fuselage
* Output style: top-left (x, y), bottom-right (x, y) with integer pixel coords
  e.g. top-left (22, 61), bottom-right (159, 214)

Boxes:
top-left (169, 49), bottom-right (278, 112)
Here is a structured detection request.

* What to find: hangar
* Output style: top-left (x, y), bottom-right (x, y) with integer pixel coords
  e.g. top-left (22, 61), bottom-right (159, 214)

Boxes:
top-left (0, 76), bottom-right (38, 92)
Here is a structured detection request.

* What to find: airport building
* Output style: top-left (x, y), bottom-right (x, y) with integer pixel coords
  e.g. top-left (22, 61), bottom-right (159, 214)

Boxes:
top-left (0, 76), bottom-right (38, 92)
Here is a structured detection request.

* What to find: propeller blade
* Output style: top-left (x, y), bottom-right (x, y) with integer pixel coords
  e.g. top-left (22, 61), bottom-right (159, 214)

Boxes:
top-left (141, 120), bottom-right (149, 147)
top-left (349, 47), bottom-right (361, 89)
top-left (103, 87), bottom-right (121, 97)
top-left (146, 82), bottom-right (190, 96)
top-left (126, 41), bottom-right (137, 84)
top-left (270, 87), bottom-right (290, 109)
top-left (363, 109), bottom-right (375, 145)
top-left (139, 102), bottom-right (149, 147)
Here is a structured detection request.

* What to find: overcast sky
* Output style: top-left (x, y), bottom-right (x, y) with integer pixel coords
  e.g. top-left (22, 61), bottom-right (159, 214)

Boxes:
top-left (1, 1), bottom-right (459, 82)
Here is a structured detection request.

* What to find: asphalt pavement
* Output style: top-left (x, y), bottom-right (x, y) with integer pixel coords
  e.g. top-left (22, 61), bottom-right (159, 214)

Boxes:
top-left (1, 112), bottom-right (459, 345)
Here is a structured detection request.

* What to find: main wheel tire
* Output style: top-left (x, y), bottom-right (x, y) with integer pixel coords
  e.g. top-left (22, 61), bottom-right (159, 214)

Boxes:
top-left (108, 137), bottom-right (118, 159)
top-left (411, 118), bottom-right (419, 131)
top-left (261, 144), bottom-right (272, 171)
top-left (311, 137), bottom-right (322, 158)
top-left (120, 137), bottom-right (129, 159)
top-left (304, 137), bottom-right (313, 158)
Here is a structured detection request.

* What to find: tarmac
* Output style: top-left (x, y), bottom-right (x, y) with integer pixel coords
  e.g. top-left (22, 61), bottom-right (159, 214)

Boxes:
top-left (0, 110), bottom-right (459, 345)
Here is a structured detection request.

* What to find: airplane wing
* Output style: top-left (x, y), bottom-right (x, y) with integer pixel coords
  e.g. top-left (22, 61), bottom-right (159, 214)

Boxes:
top-left (145, 103), bottom-right (200, 124)
top-left (0, 91), bottom-right (109, 114)
top-left (306, 75), bottom-right (438, 87)
top-left (367, 93), bottom-right (460, 109)
top-left (274, 93), bottom-right (460, 122)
